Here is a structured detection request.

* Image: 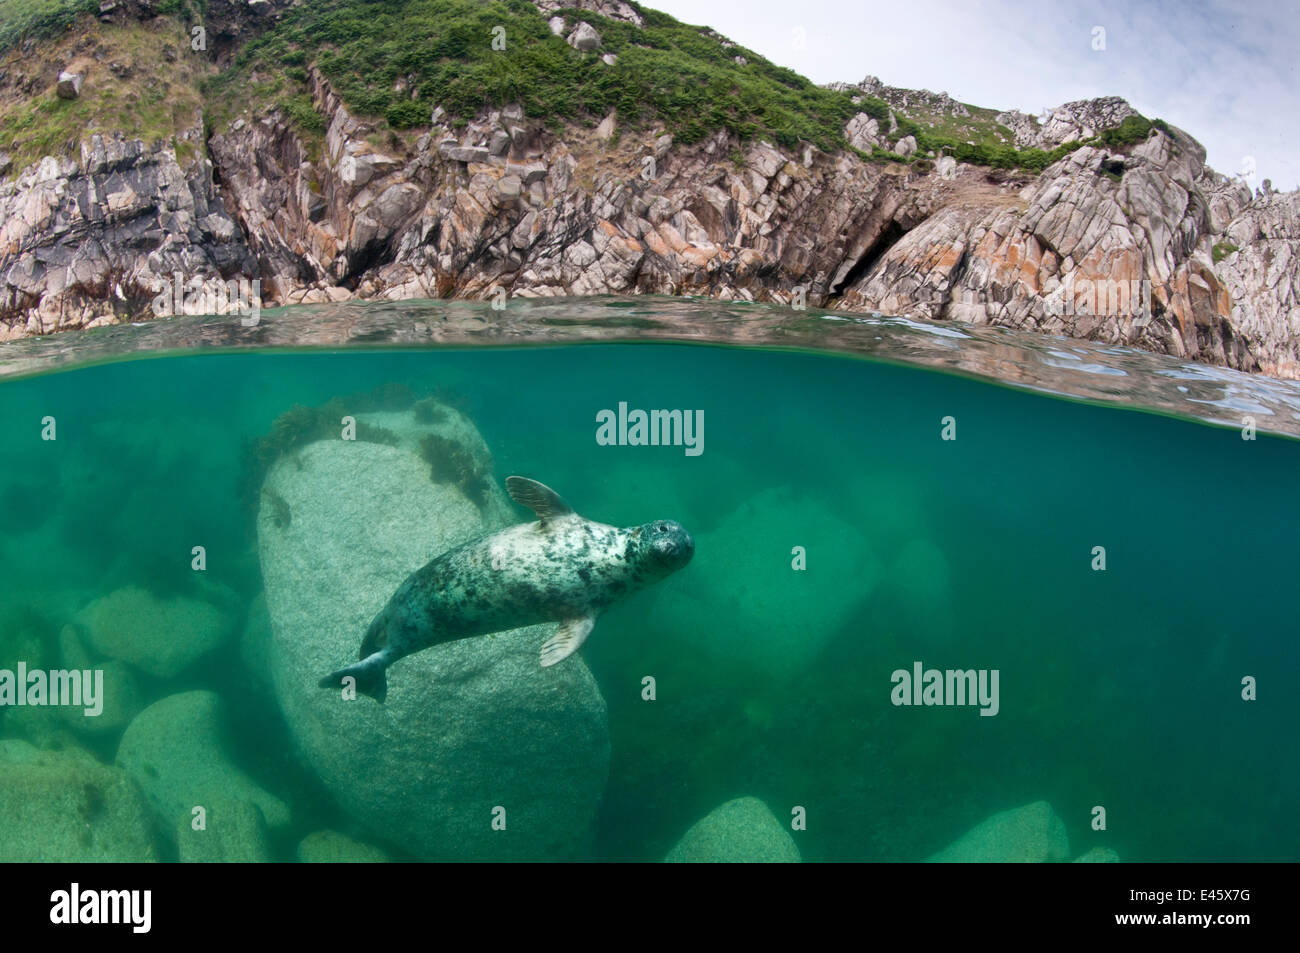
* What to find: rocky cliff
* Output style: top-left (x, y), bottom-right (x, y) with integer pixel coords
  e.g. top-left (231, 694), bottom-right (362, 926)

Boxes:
top-left (1, 0), bottom-right (1297, 377)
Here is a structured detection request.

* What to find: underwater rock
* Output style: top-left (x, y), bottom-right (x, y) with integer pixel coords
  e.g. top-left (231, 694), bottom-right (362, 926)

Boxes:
top-left (239, 593), bottom-right (273, 690)
top-left (78, 586), bottom-right (233, 679)
top-left (296, 830), bottom-right (390, 863)
top-left (1, 701), bottom-right (76, 749)
top-left (350, 402), bottom-right (513, 526)
top-left (0, 613), bottom-right (48, 672)
top-left (926, 801), bottom-right (1070, 862)
top-left (0, 739), bottom-right (157, 861)
top-left (0, 616), bottom-right (76, 748)
top-left (647, 487), bottom-right (879, 681)
top-left (1073, 846), bottom-right (1121, 862)
top-left (176, 797), bottom-right (272, 862)
top-left (116, 691), bottom-right (290, 840)
top-left (664, 797), bottom-right (801, 863)
top-left (58, 624), bottom-right (143, 737)
top-left (258, 415), bottom-right (610, 861)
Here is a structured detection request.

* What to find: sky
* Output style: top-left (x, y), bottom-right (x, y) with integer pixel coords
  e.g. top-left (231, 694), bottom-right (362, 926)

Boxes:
top-left (648, 0), bottom-right (1298, 191)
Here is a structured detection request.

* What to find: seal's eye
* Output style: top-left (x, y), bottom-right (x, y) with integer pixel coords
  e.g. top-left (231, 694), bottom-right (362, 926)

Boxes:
top-left (655, 522), bottom-right (668, 533)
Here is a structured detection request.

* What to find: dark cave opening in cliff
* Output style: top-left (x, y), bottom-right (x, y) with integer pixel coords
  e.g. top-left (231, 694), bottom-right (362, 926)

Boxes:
top-left (343, 240), bottom-right (393, 291)
top-left (833, 220), bottom-right (908, 300)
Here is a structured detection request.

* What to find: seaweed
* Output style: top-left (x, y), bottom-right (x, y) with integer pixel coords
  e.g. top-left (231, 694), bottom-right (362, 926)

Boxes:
top-left (412, 397), bottom-right (449, 425)
top-left (263, 488), bottom-right (292, 529)
top-left (239, 393), bottom-right (401, 527)
top-left (419, 433), bottom-right (491, 511)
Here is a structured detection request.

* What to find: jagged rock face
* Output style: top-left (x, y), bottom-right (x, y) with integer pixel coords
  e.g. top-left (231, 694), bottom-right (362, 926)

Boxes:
top-left (203, 69), bottom-right (930, 306)
top-left (0, 134), bottom-right (256, 338)
top-left (840, 126), bottom-right (1269, 370)
top-left (532, 0), bottom-right (644, 27)
top-left (1214, 191), bottom-right (1300, 377)
top-left (997, 97), bottom-right (1138, 151)
top-left (1, 68), bottom-right (1297, 378)
top-left (830, 74), bottom-right (972, 120)
top-left (845, 112), bottom-right (884, 151)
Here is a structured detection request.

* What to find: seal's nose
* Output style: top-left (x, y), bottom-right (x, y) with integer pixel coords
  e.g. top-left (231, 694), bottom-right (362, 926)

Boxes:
top-left (676, 526), bottom-right (695, 565)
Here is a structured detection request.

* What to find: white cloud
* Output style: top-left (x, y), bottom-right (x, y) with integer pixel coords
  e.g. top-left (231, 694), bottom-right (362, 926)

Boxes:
top-left (646, 0), bottom-right (1298, 190)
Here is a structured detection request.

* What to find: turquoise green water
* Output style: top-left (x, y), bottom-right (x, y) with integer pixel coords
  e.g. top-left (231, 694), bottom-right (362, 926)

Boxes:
top-left (1, 342), bottom-right (1296, 862)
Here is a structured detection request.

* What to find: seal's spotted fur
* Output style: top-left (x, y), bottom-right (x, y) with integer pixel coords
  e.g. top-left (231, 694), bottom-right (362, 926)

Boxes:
top-left (319, 476), bottom-right (694, 702)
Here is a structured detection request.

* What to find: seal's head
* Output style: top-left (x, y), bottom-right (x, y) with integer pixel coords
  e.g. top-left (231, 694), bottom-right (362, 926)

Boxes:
top-left (636, 519), bottom-right (695, 577)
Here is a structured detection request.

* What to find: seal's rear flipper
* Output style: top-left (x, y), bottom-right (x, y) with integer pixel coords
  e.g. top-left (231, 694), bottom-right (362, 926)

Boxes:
top-left (318, 652), bottom-right (389, 703)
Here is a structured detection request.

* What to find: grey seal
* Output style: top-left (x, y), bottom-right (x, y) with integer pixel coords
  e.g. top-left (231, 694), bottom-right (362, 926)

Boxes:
top-left (319, 476), bottom-right (694, 702)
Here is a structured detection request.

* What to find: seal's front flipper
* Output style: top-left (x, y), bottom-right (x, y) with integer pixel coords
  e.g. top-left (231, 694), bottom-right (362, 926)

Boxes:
top-left (539, 616), bottom-right (595, 667)
top-left (318, 651), bottom-right (389, 703)
top-left (507, 476), bottom-right (574, 526)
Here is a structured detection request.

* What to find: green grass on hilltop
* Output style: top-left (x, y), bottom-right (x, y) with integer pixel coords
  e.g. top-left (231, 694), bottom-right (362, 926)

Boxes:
top-left (206, 0), bottom-right (1166, 172)
top-left (0, 12), bottom-right (209, 175)
top-left (207, 0), bottom-right (879, 151)
top-left (0, 0), bottom-right (95, 54)
top-left (5, 0), bottom-right (1170, 179)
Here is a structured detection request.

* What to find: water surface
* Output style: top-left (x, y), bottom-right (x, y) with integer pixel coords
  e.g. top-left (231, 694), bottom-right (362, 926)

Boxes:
top-left (0, 302), bottom-right (1295, 861)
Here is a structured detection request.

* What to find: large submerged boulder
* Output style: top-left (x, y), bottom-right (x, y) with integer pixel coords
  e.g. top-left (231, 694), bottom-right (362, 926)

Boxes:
top-left (58, 623), bottom-right (143, 737)
top-left (76, 585), bottom-right (233, 679)
top-left (296, 830), bottom-right (389, 863)
top-left (926, 800), bottom-right (1071, 862)
top-left (0, 740), bottom-right (157, 862)
top-left (664, 797), bottom-right (801, 862)
top-left (116, 690), bottom-right (290, 839)
top-left (257, 400), bottom-right (610, 860)
top-left (176, 797), bottom-right (272, 862)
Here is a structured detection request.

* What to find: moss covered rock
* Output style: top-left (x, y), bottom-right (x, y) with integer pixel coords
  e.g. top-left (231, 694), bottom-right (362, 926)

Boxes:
top-left (0, 739), bottom-right (157, 862)
top-left (116, 691), bottom-right (290, 841)
top-left (78, 586), bottom-right (233, 679)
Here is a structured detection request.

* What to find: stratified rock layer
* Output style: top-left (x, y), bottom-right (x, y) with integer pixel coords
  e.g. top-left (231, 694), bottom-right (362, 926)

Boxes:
top-left (2, 9), bottom-right (1296, 380)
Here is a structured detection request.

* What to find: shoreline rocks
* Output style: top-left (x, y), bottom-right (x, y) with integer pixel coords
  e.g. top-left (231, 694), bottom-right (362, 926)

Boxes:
top-left (3, 60), bottom-right (1295, 379)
